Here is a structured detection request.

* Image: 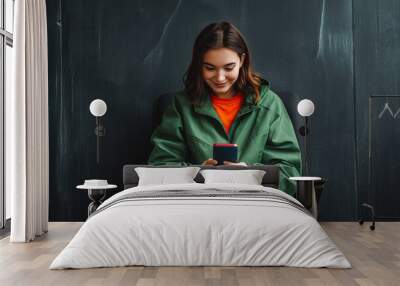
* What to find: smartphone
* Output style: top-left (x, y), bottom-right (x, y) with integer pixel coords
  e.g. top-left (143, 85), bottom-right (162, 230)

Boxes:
top-left (213, 143), bottom-right (238, 165)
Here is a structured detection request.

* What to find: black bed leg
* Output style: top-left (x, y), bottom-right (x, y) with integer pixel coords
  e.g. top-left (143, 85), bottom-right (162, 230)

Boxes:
top-left (359, 203), bottom-right (375, 231)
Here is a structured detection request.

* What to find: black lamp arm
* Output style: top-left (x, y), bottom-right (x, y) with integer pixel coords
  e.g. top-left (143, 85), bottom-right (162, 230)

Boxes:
top-left (94, 117), bottom-right (106, 164)
top-left (298, 116), bottom-right (309, 176)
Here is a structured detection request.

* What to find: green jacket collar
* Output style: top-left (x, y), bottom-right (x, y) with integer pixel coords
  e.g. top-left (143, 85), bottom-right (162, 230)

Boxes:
top-left (193, 92), bottom-right (218, 119)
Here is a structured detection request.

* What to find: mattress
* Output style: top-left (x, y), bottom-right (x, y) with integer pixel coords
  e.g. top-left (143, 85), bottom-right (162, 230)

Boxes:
top-left (50, 183), bottom-right (351, 269)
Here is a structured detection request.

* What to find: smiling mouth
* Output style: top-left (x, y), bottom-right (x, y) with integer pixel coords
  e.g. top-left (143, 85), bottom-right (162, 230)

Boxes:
top-left (214, 82), bottom-right (228, 87)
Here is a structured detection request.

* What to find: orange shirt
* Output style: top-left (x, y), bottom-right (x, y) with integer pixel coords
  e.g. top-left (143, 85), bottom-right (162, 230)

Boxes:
top-left (211, 92), bottom-right (245, 134)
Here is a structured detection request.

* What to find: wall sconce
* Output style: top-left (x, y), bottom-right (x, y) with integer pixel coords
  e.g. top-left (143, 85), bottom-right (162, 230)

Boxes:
top-left (89, 99), bottom-right (107, 164)
top-left (297, 99), bottom-right (315, 176)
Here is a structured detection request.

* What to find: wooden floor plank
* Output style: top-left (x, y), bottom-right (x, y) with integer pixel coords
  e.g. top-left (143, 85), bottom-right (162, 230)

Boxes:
top-left (0, 222), bottom-right (399, 286)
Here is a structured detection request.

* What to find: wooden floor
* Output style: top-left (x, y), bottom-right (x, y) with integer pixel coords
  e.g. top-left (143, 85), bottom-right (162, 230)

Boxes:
top-left (0, 222), bottom-right (399, 286)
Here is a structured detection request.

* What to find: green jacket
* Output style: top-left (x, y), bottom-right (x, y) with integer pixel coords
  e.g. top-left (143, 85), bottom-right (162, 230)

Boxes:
top-left (148, 83), bottom-right (302, 195)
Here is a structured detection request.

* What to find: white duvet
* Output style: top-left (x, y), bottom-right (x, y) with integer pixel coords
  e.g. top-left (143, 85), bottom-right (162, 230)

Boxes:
top-left (50, 183), bottom-right (351, 269)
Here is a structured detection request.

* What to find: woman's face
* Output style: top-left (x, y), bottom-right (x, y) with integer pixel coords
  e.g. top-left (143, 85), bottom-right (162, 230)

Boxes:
top-left (202, 48), bottom-right (244, 98)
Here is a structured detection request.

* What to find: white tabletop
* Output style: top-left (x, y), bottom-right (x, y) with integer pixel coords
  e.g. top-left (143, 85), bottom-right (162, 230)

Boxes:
top-left (76, 184), bottom-right (117, 190)
top-left (289, 176), bottom-right (322, 181)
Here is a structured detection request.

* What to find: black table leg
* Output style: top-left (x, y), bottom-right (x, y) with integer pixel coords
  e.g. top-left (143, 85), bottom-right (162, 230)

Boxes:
top-left (296, 180), bottom-right (318, 218)
top-left (296, 181), bottom-right (314, 209)
top-left (87, 189), bottom-right (106, 217)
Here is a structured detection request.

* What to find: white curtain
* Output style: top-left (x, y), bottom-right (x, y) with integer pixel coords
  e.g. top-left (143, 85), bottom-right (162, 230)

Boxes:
top-left (8, 0), bottom-right (49, 242)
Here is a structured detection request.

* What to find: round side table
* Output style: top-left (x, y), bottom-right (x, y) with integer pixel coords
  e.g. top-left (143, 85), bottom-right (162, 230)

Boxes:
top-left (289, 176), bottom-right (322, 219)
top-left (77, 184), bottom-right (117, 217)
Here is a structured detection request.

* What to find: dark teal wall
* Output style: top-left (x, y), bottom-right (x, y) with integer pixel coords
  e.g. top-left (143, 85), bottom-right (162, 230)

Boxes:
top-left (353, 0), bottom-right (400, 220)
top-left (46, 0), bottom-right (400, 221)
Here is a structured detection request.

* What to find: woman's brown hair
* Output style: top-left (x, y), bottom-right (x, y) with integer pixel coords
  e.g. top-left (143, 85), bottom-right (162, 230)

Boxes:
top-left (183, 21), bottom-right (263, 105)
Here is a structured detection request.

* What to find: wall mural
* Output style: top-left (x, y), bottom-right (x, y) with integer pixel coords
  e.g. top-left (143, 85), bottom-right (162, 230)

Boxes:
top-left (46, 0), bottom-right (400, 221)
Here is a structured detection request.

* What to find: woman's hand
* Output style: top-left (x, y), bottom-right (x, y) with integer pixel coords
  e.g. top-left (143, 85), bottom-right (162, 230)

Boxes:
top-left (202, 158), bottom-right (218, 166)
top-left (223, 161), bottom-right (247, 166)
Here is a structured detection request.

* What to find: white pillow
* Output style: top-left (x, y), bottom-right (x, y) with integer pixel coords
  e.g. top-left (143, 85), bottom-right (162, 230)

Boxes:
top-left (200, 169), bottom-right (266, 185)
top-left (135, 167), bottom-right (201, 186)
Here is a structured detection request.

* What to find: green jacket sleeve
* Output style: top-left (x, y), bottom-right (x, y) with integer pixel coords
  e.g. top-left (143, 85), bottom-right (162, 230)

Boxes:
top-left (148, 97), bottom-right (189, 165)
top-left (261, 99), bottom-right (302, 196)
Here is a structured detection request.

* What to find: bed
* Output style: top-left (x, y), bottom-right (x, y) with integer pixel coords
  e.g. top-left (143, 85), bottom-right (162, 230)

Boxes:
top-left (50, 165), bottom-right (350, 269)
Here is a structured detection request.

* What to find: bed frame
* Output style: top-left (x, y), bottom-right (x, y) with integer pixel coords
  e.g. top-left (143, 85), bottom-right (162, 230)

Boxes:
top-left (123, 165), bottom-right (279, 189)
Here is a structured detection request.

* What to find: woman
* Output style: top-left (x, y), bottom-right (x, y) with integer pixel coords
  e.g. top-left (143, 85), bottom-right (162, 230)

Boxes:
top-left (148, 21), bottom-right (301, 195)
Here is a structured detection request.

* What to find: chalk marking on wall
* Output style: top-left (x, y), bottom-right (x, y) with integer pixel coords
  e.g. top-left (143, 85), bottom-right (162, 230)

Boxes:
top-left (316, 0), bottom-right (326, 59)
top-left (394, 107), bottom-right (400, 118)
top-left (378, 103), bottom-right (394, 118)
top-left (378, 102), bottom-right (400, 119)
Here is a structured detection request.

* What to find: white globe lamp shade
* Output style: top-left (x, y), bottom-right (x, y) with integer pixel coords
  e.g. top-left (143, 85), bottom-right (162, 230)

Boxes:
top-left (89, 99), bottom-right (107, 117)
top-left (297, 99), bottom-right (315, 117)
